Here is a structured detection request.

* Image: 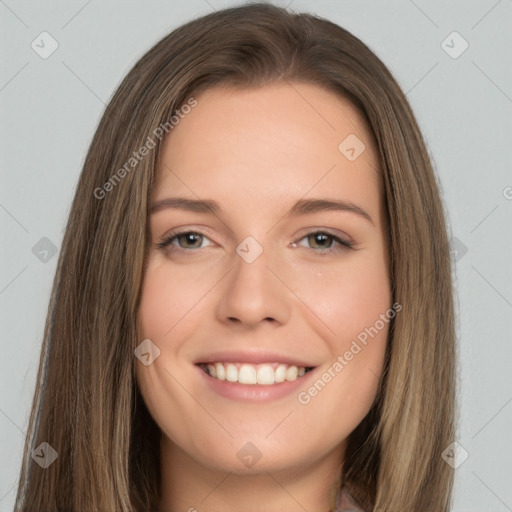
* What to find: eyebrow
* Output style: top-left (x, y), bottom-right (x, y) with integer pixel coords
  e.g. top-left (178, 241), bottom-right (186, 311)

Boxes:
top-left (150, 197), bottom-right (374, 225)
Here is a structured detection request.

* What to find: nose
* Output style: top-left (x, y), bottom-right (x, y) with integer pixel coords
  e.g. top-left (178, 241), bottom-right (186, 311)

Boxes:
top-left (215, 245), bottom-right (291, 329)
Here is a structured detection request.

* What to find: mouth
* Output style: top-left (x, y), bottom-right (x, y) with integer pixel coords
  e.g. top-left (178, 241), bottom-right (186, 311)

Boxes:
top-left (196, 362), bottom-right (315, 385)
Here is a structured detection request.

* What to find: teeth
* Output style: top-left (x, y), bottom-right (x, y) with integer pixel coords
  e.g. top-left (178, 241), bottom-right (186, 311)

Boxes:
top-left (257, 365), bottom-right (274, 385)
top-left (208, 364), bottom-right (217, 378)
top-left (226, 363), bottom-right (238, 383)
top-left (201, 362), bottom-right (311, 385)
top-left (285, 365), bottom-right (298, 381)
top-left (214, 363), bottom-right (225, 380)
top-left (275, 364), bottom-right (287, 383)
top-left (239, 364), bottom-right (257, 384)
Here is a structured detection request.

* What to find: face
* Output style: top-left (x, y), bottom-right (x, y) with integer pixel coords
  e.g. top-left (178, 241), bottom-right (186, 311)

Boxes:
top-left (136, 82), bottom-right (391, 476)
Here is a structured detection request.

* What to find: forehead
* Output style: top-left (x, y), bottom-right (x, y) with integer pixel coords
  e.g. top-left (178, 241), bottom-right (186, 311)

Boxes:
top-left (154, 82), bottom-right (381, 221)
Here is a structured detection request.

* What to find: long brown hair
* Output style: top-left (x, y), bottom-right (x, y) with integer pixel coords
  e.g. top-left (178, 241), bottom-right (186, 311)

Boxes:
top-left (14, 3), bottom-right (456, 511)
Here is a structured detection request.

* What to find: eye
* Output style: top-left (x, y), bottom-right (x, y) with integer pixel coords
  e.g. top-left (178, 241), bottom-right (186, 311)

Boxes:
top-left (292, 231), bottom-right (353, 256)
top-left (156, 229), bottom-right (353, 256)
top-left (157, 230), bottom-right (212, 252)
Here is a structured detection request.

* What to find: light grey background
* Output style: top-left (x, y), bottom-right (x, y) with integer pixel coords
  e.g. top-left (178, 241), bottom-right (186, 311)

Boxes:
top-left (1, 1), bottom-right (511, 511)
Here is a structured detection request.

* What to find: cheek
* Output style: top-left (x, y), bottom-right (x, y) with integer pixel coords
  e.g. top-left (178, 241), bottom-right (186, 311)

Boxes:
top-left (138, 270), bottom-right (173, 339)
top-left (290, 248), bottom-right (390, 408)
top-left (293, 270), bottom-right (390, 437)
top-left (138, 256), bottom-right (214, 339)
top-left (135, 262), bottom-right (201, 441)
top-left (135, 257), bottom-right (221, 429)
top-left (290, 248), bottom-right (391, 344)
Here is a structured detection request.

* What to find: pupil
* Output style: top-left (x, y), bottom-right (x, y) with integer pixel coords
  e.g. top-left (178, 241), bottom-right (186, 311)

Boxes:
top-left (313, 234), bottom-right (329, 248)
top-left (183, 233), bottom-right (200, 247)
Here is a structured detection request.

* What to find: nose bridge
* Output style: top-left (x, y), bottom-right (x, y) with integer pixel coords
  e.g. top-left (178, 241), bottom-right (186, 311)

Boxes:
top-left (216, 235), bottom-right (289, 326)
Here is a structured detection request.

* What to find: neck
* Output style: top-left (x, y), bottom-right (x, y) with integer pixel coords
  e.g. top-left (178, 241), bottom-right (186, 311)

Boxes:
top-left (158, 436), bottom-right (345, 512)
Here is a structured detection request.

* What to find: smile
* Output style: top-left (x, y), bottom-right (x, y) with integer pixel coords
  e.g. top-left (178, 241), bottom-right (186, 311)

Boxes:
top-left (197, 362), bottom-right (314, 385)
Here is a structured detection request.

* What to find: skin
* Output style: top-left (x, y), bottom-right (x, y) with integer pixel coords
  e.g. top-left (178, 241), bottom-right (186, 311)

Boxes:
top-left (136, 82), bottom-right (391, 512)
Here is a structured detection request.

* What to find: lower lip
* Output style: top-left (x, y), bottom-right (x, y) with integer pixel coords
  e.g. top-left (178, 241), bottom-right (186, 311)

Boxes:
top-left (195, 365), bottom-right (316, 402)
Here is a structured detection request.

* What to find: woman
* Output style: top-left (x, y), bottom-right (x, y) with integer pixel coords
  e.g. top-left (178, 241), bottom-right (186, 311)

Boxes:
top-left (14, 3), bottom-right (456, 511)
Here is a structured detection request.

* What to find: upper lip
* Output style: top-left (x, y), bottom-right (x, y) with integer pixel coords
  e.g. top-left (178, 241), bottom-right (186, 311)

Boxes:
top-left (194, 350), bottom-right (316, 367)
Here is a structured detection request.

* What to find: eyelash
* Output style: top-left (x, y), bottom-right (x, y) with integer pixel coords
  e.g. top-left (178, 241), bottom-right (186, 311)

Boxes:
top-left (156, 229), bottom-right (354, 256)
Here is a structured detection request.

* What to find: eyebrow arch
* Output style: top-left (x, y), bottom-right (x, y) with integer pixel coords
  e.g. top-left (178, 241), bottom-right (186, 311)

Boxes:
top-left (150, 197), bottom-right (374, 225)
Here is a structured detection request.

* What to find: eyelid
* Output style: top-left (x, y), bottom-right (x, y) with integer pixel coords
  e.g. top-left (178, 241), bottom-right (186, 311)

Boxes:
top-left (294, 226), bottom-right (354, 245)
top-left (292, 230), bottom-right (354, 254)
top-left (156, 227), bottom-right (216, 250)
top-left (157, 224), bottom-right (217, 242)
